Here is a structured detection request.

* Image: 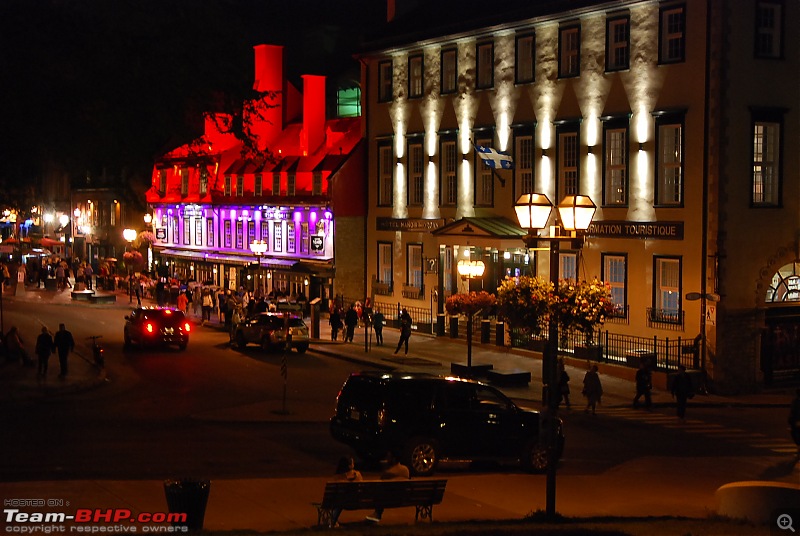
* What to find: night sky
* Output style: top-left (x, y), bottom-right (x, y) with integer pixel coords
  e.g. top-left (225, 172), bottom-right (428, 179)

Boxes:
top-left (0, 0), bottom-right (383, 196)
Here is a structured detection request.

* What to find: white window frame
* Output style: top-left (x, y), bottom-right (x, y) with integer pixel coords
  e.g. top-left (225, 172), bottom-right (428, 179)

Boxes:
top-left (515, 34), bottom-right (535, 83)
top-left (559, 252), bottom-right (577, 282)
top-left (654, 256), bottom-right (681, 321)
top-left (557, 130), bottom-right (579, 199)
top-left (236, 175), bottom-right (244, 197)
top-left (408, 142), bottom-right (424, 206)
top-left (606, 16), bottom-right (630, 71)
top-left (378, 242), bottom-right (393, 287)
top-left (752, 120), bottom-right (780, 206)
top-left (441, 139), bottom-right (457, 206)
top-left (602, 254), bottom-right (627, 318)
top-left (224, 175), bottom-right (231, 196)
top-left (378, 144), bottom-right (393, 206)
top-left (378, 60), bottom-right (393, 102)
top-left (559, 25), bottom-right (580, 77)
top-left (515, 133), bottom-right (534, 194)
top-left (407, 244), bottom-right (423, 288)
top-left (474, 136), bottom-right (493, 206)
top-left (441, 49), bottom-right (457, 94)
top-left (476, 42), bottom-right (494, 89)
top-left (604, 126), bottom-right (627, 205)
top-left (408, 54), bottom-right (423, 98)
top-left (659, 5), bottom-right (686, 64)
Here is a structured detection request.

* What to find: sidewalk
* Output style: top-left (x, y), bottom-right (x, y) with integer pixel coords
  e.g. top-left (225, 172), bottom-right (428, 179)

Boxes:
top-left (1, 282), bottom-right (796, 534)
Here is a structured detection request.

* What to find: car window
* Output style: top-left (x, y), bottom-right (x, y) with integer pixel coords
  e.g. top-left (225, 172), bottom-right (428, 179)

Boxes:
top-left (288, 318), bottom-right (306, 328)
top-left (439, 382), bottom-right (476, 410)
top-left (475, 385), bottom-right (511, 411)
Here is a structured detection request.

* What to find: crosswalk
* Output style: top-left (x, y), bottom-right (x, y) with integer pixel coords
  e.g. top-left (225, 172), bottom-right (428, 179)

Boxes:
top-left (600, 406), bottom-right (798, 454)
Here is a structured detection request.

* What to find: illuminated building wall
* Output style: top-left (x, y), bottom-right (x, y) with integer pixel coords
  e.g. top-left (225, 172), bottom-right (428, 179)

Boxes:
top-left (362, 0), bottom-right (799, 391)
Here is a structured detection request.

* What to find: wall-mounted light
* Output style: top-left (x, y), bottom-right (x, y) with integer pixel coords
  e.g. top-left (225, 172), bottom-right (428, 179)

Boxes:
top-left (587, 145), bottom-right (595, 155)
top-left (395, 158), bottom-right (402, 165)
top-left (462, 153), bottom-right (469, 161)
top-left (638, 142), bottom-right (645, 151)
top-left (541, 148), bottom-right (549, 158)
top-left (428, 155), bottom-right (434, 163)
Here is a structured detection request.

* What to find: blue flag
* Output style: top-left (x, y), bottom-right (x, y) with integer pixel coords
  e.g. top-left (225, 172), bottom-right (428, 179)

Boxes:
top-left (475, 145), bottom-right (514, 169)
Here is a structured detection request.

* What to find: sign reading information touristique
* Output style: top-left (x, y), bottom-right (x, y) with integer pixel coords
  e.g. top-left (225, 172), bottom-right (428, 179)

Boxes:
top-left (587, 220), bottom-right (684, 240)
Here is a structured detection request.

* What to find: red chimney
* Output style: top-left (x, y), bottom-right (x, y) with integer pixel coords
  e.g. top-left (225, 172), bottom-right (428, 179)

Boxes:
top-left (252, 44), bottom-right (284, 142)
top-left (301, 74), bottom-right (325, 155)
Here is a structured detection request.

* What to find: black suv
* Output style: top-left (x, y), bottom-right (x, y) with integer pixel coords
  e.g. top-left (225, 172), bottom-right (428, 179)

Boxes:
top-left (123, 307), bottom-right (191, 351)
top-left (330, 372), bottom-right (563, 476)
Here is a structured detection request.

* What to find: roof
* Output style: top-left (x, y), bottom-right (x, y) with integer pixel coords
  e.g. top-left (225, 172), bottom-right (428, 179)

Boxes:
top-left (431, 217), bottom-right (527, 239)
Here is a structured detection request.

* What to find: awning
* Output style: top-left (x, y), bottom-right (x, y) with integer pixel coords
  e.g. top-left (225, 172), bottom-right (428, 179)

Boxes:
top-left (156, 248), bottom-right (305, 270)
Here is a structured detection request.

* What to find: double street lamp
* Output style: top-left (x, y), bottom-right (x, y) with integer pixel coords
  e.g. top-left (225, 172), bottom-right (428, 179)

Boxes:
top-left (123, 228), bottom-right (137, 303)
top-left (249, 240), bottom-right (268, 297)
top-left (456, 259), bottom-right (486, 373)
top-left (514, 192), bottom-right (596, 519)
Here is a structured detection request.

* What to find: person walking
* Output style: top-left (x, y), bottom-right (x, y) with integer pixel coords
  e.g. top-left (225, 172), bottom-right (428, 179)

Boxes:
top-left (35, 326), bottom-right (54, 378)
top-left (53, 323), bottom-right (75, 378)
top-left (582, 364), bottom-right (603, 415)
top-left (177, 290), bottom-right (189, 315)
top-left (789, 388), bottom-right (800, 455)
top-left (372, 310), bottom-right (385, 346)
top-left (84, 263), bottom-right (93, 290)
top-left (671, 364), bottom-right (694, 421)
top-left (365, 451), bottom-right (410, 523)
top-left (344, 304), bottom-right (359, 343)
top-left (192, 286), bottom-right (202, 318)
top-left (633, 361), bottom-right (653, 409)
top-left (201, 289), bottom-right (214, 326)
top-left (557, 359), bottom-right (571, 410)
top-left (329, 307), bottom-right (343, 341)
top-left (5, 326), bottom-right (30, 365)
top-left (394, 309), bottom-right (413, 355)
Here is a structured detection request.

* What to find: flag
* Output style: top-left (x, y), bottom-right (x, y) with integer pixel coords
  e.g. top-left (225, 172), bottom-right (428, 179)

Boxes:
top-left (475, 145), bottom-right (514, 170)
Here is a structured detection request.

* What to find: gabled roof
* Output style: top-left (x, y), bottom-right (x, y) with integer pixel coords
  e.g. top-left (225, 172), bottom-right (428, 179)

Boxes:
top-left (432, 217), bottom-right (527, 239)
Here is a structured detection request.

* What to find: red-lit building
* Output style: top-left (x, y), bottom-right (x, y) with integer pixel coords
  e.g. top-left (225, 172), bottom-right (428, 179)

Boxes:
top-left (146, 44), bottom-right (365, 303)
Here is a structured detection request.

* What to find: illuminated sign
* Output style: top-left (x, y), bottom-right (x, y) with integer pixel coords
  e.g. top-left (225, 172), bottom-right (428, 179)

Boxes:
top-left (587, 221), bottom-right (684, 240)
top-left (376, 218), bottom-right (447, 232)
top-left (310, 236), bottom-right (324, 251)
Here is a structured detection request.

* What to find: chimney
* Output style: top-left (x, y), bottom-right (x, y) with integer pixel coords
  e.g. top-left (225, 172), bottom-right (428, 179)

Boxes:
top-left (253, 44), bottom-right (284, 140)
top-left (301, 74), bottom-right (326, 155)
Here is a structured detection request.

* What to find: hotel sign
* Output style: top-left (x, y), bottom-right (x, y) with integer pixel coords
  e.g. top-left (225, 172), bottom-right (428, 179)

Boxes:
top-left (376, 218), bottom-right (447, 232)
top-left (588, 220), bottom-right (684, 240)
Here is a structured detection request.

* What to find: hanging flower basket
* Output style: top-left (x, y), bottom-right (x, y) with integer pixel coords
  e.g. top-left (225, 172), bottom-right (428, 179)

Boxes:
top-left (445, 291), bottom-right (496, 318)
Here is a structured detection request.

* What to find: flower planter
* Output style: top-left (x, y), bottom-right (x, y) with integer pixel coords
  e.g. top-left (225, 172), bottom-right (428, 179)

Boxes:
top-left (527, 339), bottom-right (547, 352)
top-left (574, 344), bottom-right (603, 361)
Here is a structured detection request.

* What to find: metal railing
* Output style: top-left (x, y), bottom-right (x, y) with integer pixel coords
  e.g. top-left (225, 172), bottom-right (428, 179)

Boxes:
top-left (646, 307), bottom-right (685, 331)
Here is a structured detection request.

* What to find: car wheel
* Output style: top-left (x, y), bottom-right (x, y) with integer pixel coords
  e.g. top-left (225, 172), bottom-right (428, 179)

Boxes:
top-left (522, 441), bottom-right (550, 473)
top-left (405, 437), bottom-right (438, 477)
top-left (294, 343), bottom-right (308, 354)
top-left (236, 332), bottom-right (247, 349)
top-left (178, 342), bottom-right (187, 351)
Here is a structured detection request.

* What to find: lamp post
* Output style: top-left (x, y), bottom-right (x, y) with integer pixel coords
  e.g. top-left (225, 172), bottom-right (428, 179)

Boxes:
top-left (249, 240), bottom-right (268, 297)
top-left (456, 259), bottom-right (486, 374)
top-left (514, 192), bottom-right (596, 519)
top-left (143, 213), bottom-right (153, 273)
top-left (123, 228), bottom-right (137, 303)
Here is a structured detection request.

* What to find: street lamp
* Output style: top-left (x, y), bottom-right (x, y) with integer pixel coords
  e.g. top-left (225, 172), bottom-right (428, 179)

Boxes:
top-left (456, 259), bottom-right (486, 374)
top-left (249, 240), bottom-right (268, 297)
top-left (514, 192), bottom-right (596, 519)
top-left (123, 228), bottom-right (137, 303)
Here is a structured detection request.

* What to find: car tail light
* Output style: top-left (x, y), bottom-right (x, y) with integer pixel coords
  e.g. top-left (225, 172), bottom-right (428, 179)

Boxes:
top-left (377, 408), bottom-right (387, 426)
top-left (183, 322), bottom-right (191, 332)
top-left (145, 322), bottom-right (155, 333)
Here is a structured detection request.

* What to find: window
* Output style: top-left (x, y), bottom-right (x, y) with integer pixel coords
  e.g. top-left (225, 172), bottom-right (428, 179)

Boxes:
top-left (476, 42), bottom-right (494, 89)
top-left (474, 136), bottom-right (493, 206)
top-left (752, 111), bottom-right (783, 206)
top-left (515, 132), bottom-right (535, 194)
top-left (602, 254), bottom-right (627, 318)
top-left (515, 33), bottom-right (535, 83)
top-left (287, 173), bottom-right (296, 196)
top-left (206, 219), bottom-right (214, 247)
top-left (408, 142), bottom-right (424, 206)
top-left (260, 221), bottom-right (269, 247)
top-left (378, 242), bottom-right (393, 286)
top-left (378, 143), bottom-right (393, 206)
top-left (159, 170), bottom-right (167, 194)
top-left (655, 115), bottom-right (684, 205)
top-left (247, 220), bottom-right (255, 247)
top-left (272, 173), bottom-right (281, 195)
top-left (441, 49), bottom-right (457, 94)
top-left (254, 174), bottom-right (262, 196)
top-left (180, 169), bottom-right (189, 196)
top-left (199, 168), bottom-right (208, 196)
top-left (223, 220), bottom-right (232, 248)
top-left (273, 222), bottom-right (283, 252)
top-left (659, 4), bottom-right (685, 64)
top-left (236, 220), bottom-right (243, 249)
top-left (440, 139), bottom-right (457, 206)
top-left (408, 54), bottom-right (423, 98)
top-left (606, 16), bottom-right (630, 71)
top-left (603, 122), bottom-right (628, 206)
top-left (559, 25), bottom-right (580, 78)
top-left (654, 256), bottom-right (681, 323)
top-left (559, 252), bottom-right (577, 281)
top-left (378, 60), bottom-right (393, 102)
top-left (312, 171), bottom-right (322, 196)
top-left (443, 248), bottom-right (454, 293)
top-left (183, 219), bottom-right (190, 245)
top-left (300, 223), bottom-right (309, 254)
top-left (407, 244), bottom-right (423, 288)
top-left (224, 175), bottom-right (231, 196)
top-left (557, 127), bottom-right (579, 200)
top-left (195, 219), bottom-right (203, 246)
top-left (236, 175), bottom-right (244, 197)
top-left (287, 222), bottom-right (296, 253)
top-left (755, 1), bottom-right (783, 58)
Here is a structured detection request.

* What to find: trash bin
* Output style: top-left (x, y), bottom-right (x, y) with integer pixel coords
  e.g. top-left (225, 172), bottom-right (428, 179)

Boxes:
top-left (163, 479), bottom-right (211, 531)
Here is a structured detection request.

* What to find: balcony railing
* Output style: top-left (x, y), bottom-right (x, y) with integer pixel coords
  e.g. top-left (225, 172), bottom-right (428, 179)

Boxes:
top-left (401, 284), bottom-right (425, 300)
top-left (646, 307), bottom-right (685, 331)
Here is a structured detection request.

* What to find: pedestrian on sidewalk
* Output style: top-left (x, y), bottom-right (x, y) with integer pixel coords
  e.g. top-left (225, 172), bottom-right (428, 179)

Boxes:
top-left (344, 304), bottom-right (359, 343)
top-left (366, 451), bottom-right (409, 524)
top-left (633, 361), bottom-right (653, 409)
top-left (329, 307), bottom-right (343, 341)
top-left (582, 364), bottom-right (603, 415)
top-left (372, 310), bottom-right (385, 346)
top-left (394, 309), bottom-right (413, 355)
top-left (84, 263), bottom-right (93, 290)
top-left (671, 364), bottom-right (694, 421)
top-left (201, 288), bottom-right (214, 326)
top-left (35, 326), bottom-right (54, 378)
top-left (787, 388), bottom-right (800, 454)
top-left (557, 359), bottom-right (571, 410)
top-left (5, 326), bottom-right (31, 365)
top-left (192, 286), bottom-right (202, 318)
top-left (53, 323), bottom-right (75, 378)
top-left (177, 290), bottom-right (189, 315)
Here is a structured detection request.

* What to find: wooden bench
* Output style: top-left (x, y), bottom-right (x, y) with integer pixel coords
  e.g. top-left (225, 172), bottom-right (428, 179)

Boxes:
top-left (89, 294), bottom-right (117, 304)
top-left (450, 362), bottom-right (493, 378)
top-left (486, 368), bottom-right (531, 386)
top-left (314, 479), bottom-right (447, 528)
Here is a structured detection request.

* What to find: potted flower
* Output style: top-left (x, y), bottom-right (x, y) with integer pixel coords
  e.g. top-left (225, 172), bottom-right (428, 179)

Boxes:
top-left (554, 278), bottom-right (615, 360)
top-left (496, 276), bottom-right (554, 351)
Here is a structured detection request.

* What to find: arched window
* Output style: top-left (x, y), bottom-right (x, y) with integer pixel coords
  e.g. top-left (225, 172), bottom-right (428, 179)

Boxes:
top-left (767, 262), bottom-right (800, 302)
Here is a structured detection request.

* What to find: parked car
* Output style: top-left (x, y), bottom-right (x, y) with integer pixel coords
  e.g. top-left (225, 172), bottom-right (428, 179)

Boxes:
top-left (330, 371), bottom-right (564, 476)
top-left (123, 307), bottom-right (190, 351)
top-left (233, 312), bottom-right (310, 353)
